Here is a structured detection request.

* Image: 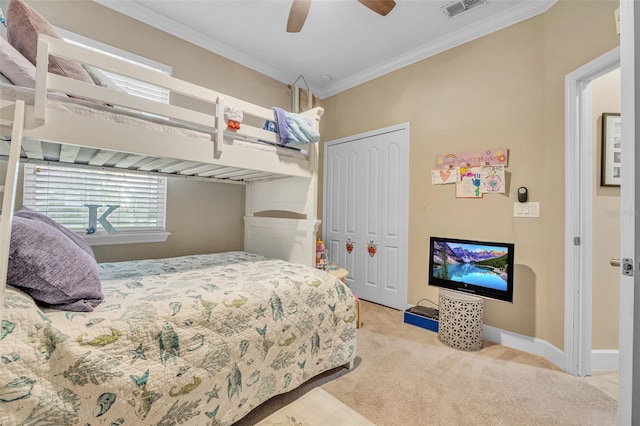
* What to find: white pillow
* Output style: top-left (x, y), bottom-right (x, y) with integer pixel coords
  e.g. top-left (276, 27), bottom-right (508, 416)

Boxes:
top-left (0, 36), bottom-right (35, 87)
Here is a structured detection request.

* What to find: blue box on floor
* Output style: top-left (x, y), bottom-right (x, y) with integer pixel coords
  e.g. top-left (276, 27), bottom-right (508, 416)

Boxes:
top-left (403, 310), bottom-right (439, 333)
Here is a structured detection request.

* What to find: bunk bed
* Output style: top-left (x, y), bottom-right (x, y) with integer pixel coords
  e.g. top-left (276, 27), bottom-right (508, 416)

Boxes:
top-left (0, 29), bottom-right (357, 426)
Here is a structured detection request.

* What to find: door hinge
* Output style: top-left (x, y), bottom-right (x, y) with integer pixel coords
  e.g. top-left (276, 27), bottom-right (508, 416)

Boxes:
top-left (622, 258), bottom-right (634, 276)
top-left (573, 237), bottom-right (580, 246)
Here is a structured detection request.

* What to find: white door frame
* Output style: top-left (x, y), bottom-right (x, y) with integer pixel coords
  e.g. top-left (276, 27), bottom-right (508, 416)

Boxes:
top-left (564, 46), bottom-right (620, 377)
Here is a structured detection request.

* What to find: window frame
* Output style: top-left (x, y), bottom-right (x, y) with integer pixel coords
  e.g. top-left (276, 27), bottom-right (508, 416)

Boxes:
top-left (22, 163), bottom-right (170, 246)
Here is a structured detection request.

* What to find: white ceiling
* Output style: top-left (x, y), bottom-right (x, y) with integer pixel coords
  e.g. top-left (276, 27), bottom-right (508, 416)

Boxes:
top-left (95, 0), bottom-right (556, 99)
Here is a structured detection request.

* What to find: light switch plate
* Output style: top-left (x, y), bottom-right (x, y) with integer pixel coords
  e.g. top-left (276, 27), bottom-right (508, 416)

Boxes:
top-left (514, 202), bottom-right (540, 218)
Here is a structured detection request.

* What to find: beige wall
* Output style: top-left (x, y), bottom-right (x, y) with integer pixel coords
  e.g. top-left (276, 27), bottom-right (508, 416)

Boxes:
top-left (92, 178), bottom-right (246, 263)
top-left (9, 0), bottom-right (294, 263)
top-left (592, 68), bottom-right (620, 349)
top-left (320, 0), bottom-right (619, 349)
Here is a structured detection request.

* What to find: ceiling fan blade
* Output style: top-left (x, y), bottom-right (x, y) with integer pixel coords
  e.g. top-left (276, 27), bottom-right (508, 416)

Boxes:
top-left (287, 0), bottom-right (312, 33)
top-left (357, 0), bottom-right (396, 16)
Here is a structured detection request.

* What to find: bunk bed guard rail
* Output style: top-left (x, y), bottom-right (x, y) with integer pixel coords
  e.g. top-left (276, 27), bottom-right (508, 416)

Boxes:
top-left (32, 34), bottom-right (290, 159)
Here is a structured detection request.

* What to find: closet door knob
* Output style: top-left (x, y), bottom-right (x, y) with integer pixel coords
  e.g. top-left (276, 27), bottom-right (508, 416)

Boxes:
top-left (367, 241), bottom-right (377, 257)
top-left (346, 240), bottom-right (354, 254)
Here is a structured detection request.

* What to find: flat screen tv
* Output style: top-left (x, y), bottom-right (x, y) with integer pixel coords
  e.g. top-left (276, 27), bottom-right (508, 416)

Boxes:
top-left (428, 236), bottom-right (514, 303)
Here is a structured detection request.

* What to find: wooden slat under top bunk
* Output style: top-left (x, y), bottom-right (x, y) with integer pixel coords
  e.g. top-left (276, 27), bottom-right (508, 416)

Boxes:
top-left (0, 136), bottom-right (310, 183)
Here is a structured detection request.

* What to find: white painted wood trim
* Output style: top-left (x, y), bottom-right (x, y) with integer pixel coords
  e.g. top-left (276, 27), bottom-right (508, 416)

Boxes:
top-left (591, 350), bottom-right (619, 371)
top-left (94, 0), bottom-right (292, 95)
top-left (324, 122), bottom-right (410, 148)
top-left (483, 324), bottom-right (566, 371)
top-left (95, 0), bottom-right (556, 99)
top-left (323, 1), bottom-right (557, 99)
top-left (83, 231), bottom-right (171, 246)
top-left (564, 47), bottom-right (620, 377)
top-left (0, 100), bottom-right (25, 321)
top-left (244, 217), bottom-right (320, 267)
top-left (246, 177), bottom-right (315, 216)
top-left (485, 325), bottom-right (619, 373)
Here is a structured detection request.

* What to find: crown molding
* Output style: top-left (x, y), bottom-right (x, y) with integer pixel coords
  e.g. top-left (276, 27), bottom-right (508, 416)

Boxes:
top-left (94, 0), bottom-right (557, 100)
top-left (315, 0), bottom-right (557, 98)
top-left (93, 0), bottom-right (292, 85)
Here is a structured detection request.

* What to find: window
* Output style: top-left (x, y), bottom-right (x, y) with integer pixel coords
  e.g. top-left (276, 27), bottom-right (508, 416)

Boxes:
top-left (23, 164), bottom-right (169, 246)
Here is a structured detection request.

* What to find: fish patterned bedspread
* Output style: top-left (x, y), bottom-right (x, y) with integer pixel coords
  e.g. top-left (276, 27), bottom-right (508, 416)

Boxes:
top-left (0, 252), bottom-right (357, 425)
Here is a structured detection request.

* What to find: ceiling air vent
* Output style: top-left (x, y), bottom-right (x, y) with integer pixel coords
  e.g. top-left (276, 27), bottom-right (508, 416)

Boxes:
top-left (442, 0), bottom-right (487, 18)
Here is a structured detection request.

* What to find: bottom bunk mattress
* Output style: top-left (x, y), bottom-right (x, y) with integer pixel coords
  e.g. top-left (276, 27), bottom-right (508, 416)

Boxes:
top-left (0, 251), bottom-right (357, 425)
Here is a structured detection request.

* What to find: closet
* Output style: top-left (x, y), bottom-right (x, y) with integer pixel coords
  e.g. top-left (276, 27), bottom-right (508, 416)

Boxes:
top-left (323, 123), bottom-right (409, 310)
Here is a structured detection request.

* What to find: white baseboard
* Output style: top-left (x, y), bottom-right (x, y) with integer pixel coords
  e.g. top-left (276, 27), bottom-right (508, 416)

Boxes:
top-left (591, 349), bottom-right (619, 371)
top-left (483, 325), bottom-right (619, 373)
top-left (483, 325), bottom-right (566, 370)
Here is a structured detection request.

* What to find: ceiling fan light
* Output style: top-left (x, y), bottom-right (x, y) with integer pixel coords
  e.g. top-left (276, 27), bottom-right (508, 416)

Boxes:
top-left (442, 0), bottom-right (487, 18)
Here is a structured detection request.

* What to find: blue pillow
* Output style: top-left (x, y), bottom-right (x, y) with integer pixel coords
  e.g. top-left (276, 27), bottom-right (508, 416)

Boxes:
top-left (6, 213), bottom-right (103, 312)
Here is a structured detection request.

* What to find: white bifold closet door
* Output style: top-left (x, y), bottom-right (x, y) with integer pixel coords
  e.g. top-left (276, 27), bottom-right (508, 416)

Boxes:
top-left (324, 123), bottom-right (409, 310)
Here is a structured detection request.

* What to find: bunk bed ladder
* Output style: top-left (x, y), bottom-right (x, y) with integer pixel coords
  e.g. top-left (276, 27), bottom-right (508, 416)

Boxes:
top-left (0, 100), bottom-right (26, 317)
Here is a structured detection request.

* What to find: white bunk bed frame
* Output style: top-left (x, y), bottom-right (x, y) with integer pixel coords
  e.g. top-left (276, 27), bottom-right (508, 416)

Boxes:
top-left (0, 35), bottom-right (322, 309)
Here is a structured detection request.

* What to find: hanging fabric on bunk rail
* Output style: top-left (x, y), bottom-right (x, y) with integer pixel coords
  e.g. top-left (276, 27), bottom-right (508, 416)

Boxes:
top-left (268, 107), bottom-right (320, 145)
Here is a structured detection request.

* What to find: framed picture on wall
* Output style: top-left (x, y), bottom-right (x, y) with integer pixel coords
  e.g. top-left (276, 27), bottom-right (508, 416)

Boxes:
top-left (601, 112), bottom-right (621, 186)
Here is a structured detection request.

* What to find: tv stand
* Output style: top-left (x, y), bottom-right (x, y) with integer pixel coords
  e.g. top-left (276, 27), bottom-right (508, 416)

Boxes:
top-left (438, 289), bottom-right (484, 351)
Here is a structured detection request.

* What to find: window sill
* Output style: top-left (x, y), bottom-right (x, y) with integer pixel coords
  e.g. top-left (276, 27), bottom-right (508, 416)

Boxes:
top-left (82, 232), bottom-right (171, 246)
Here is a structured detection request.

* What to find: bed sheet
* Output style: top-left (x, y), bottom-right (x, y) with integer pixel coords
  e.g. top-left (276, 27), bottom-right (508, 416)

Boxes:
top-left (0, 251), bottom-right (357, 425)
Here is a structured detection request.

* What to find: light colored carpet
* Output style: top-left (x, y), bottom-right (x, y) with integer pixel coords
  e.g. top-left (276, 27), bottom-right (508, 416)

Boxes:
top-left (255, 387), bottom-right (374, 426)
top-left (585, 370), bottom-right (619, 401)
top-left (236, 301), bottom-right (618, 426)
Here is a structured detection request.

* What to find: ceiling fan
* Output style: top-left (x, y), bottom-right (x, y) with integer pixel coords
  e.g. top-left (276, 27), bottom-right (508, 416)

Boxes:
top-left (287, 0), bottom-right (397, 33)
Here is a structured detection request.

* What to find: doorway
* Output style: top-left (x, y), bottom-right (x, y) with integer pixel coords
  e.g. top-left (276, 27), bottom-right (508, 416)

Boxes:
top-left (566, 5), bottom-right (638, 421)
top-left (564, 47), bottom-right (619, 377)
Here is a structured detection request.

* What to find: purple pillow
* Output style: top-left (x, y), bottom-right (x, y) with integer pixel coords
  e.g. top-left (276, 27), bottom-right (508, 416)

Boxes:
top-left (15, 207), bottom-right (95, 258)
top-left (6, 215), bottom-right (103, 312)
top-left (6, 0), bottom-right (94, 85)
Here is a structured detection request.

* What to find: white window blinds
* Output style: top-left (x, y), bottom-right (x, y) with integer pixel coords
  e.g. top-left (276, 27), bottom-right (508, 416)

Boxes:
top-left (23, 164), bottom-right (167, 234)
top-left (103, 71), bottom-right (170, 103)
top-left (58, 28), bottom-right (172, 103)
